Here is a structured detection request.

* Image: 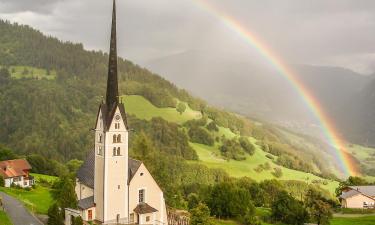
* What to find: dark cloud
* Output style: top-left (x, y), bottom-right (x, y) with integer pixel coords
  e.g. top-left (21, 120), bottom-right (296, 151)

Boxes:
top-left (0, 0), bottom-right (375, 73)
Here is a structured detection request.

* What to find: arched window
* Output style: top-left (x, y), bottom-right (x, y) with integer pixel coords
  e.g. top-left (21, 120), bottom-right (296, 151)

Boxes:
top-left (113, 147), bottom-right (116, 156)
top-left (117, 147), bottom-right (121, 156)
top-left (113, 134), bottom-right (117, 143)
top-left (99, 134), bottom-right (102, 143)
top-left (117, 134), bottom-right (121, 143)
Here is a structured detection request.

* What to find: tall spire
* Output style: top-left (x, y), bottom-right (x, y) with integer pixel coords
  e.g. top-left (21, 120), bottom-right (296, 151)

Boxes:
top-left (106, 0), bottom-right (119, 109)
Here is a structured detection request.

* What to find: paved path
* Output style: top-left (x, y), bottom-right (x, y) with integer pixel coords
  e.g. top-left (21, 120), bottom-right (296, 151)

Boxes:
top-left (0, 192), bottom-right (43, 225)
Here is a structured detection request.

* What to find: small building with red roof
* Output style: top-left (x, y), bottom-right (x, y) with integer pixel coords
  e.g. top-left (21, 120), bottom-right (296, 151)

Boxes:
top-left (0, 159), bottom-right (34, 188)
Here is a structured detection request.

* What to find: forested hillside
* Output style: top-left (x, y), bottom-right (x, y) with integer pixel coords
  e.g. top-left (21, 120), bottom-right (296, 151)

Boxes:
top-left (0, 19), bottom-right (364, 188)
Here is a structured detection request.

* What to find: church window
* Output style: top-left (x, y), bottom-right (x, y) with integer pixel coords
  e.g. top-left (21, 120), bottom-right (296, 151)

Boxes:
top-left (113, 135), bottom-right (117, 143)
top-left (115, 123), bottom-right (120, 129)
top-left (99, 134), bottom-right (102, 143)
top-left (139, 189), bottom-right (145, 203)
top-left (117, 134), bottom-right (121, 143)
top-left (118, 185), bottom-right (120, 189)
top-left (113, 147), bottom-right (116, 156)
top-left (146, 216), bottom-right (150, 222)
top-left (140, 173), bottom-right (144, 176)
top-left (98, 146), bottom-right (103, 155)
top-left (117, 147), bottom-right (121, 156)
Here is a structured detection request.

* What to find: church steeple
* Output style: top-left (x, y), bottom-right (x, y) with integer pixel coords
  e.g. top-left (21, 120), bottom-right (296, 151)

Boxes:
top-left (106, 0), bottom-right (119, 109)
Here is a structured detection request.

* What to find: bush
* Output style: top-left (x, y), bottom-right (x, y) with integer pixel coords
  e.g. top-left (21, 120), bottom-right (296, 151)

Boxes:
top-left (272, 168), bottom-right (283, 178)
top-left (239, 137), bottom-right (255, 155)
top-left (0, 176), bottom-right (4, 187)
top-left (271, 191), bottom-right (309, 225)
top-left (206, 121), bottom-right (219, 132)
top-left (188, 126), bottom-right (215, 146)
top-left (176, 102), bottom-right (187, 114)
top-left (190, 203), bottom-right (213, 225)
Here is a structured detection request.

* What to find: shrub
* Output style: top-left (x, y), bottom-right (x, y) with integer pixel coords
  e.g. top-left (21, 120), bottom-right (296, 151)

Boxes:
top-left (188, 126), bottom-right (215, 146)
top-left (0, 175), bottom-right (4, 187)
top-left (206, 121), bottom-right (219, 132)
top-left (272, 168), bottom-right (283, 178)
top-left (239, 137), bottom-right (255, 155)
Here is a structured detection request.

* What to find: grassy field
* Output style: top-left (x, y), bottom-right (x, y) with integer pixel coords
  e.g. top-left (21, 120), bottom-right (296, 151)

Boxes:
top-left (123, 95), bottom-right (339, 193)
top-left (190, 141), bottom-right (338, 194)
top-left (31, 173), bottom-right (58, 183)
top-left (331, 216), bottom-right (375, 225)
top-left (7, 66), bottom-right (56, 80)
top-left (0, 210), bottom-right (13, 225)
top-left (123, 95), bottom-right (201, 124)
top-left (0, 185), bottom-right (54, 214)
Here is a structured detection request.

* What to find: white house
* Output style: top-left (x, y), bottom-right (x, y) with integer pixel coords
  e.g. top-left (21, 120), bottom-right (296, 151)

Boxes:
top-left (340, 186), bottom-right (375, 209)
top-left (0, 159), bottom-right (34, 188)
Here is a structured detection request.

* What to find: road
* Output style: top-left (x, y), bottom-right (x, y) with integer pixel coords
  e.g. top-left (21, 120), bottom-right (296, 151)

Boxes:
top-left (0, 192), bottom-right (43, 225)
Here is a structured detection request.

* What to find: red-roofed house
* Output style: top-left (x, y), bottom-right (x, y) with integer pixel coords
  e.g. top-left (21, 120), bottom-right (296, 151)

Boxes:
top-left (0, 159), bottom-right (34, 188)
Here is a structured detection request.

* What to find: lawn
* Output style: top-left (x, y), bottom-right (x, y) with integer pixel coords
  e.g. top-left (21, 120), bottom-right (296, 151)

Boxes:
top-left (190, 141), bottom-right (338, 194)
top-left (0, 210), bottom-right (12, 225)
top-left (0, 185), bottom-right (54, 215)
top-left (123, 95), bottom-right (201, 124)
top-left (31, 173), bottom-right (58, 183)
top-left (8, 65), bottom-right (56, 80)
top-left (331, 216), bottom-right (375, 225)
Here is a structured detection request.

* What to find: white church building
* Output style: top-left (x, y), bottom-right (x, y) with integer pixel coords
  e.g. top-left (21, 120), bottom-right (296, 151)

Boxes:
top-left (65, 1), bottom-right (168, 224)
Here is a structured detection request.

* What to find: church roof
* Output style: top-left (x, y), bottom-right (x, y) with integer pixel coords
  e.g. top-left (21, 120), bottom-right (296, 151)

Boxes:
top-left (76, 149), bottom-right (143, 188)
top-left (96, 102), bottom-right (128, 131)
top-left (133, 203), bottom-right (158, 214)
top-left (78, 196), bottom-right (95, 210)
top-left (106, 0), bottom-right (119, 110)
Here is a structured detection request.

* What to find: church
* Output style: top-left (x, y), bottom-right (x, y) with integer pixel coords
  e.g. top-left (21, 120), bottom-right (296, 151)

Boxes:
top-left (65, 1), bottom-right (168, 224)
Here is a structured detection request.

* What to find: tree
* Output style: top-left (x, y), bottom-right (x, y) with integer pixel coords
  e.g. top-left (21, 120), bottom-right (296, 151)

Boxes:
top-left (66, 159), bottom-right (83, 174)
top-left (188, 193), bottom-right (200, 210)
top-left (190, 203), bottom-right (213, 225)
top-left (271, 191), bottom-right (309, 225)
top-left (0, 175), bottom-right (4, 187)
top-left (52, 176), bottom-right (77, 209)
top-left (335, 176), bottom-right (368, 197)
top-left (72, 216), bottom-right (83, 225)
top-left (47, 203), bottom-right (64, 225)
top-left (242, 208), bottom-right (261, 225)
top-left (206, 121), bottom-right (219, 132)
top-left (176, 102), bottom-right (187, 114)
top-left (188, 126), bottom-right (215, 146)
top-left (305, 188), bottom-right (332, 225)
top-left (308, 200), bottom-right (332, 225)
top-left (0, 67), bottom-right (10, 84)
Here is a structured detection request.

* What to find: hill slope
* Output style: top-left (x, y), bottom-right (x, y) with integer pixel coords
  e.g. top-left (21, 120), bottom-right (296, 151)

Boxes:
top-left (0, 19), bottom-right (372, 185)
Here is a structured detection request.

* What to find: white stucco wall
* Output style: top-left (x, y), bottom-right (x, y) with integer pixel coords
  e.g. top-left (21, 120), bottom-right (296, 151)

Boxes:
top-left (129, 163), bottom-right (168, 225)
top-left (343, 193), bottom-right (375, 208)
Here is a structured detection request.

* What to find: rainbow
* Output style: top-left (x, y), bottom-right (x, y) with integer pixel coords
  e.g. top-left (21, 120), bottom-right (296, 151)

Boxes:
top-left (193, 0), bottom-right (359, 176)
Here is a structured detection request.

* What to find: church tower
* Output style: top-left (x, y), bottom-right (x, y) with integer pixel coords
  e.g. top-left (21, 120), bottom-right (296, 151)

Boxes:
top-left (94, 0), bottom-right (129, 223)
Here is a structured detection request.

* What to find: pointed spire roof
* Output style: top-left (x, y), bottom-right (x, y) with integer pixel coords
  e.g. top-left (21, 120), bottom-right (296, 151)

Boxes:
top-left (98, 0), bottom-right (128, 131)
top-left (106, 0), bottom-right (119, 109)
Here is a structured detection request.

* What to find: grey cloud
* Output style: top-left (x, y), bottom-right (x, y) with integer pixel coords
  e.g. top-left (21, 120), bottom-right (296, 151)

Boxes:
top-left (0, 0), bottom-right (64, 14)
top-left (0, 0), bottom-right (375, 73)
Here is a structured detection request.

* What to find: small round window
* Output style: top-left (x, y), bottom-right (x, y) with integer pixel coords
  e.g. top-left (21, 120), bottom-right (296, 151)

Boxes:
top-left (140, 173), bottom-right (144, 176)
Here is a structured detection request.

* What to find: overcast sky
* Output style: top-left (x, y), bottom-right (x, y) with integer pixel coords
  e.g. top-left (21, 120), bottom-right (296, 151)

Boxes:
top-left (0, 0), bottom-right (375, 74)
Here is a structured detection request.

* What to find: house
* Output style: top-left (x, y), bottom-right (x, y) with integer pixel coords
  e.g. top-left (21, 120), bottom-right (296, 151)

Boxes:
top-left (0, 159), bottom-right (34, 188)
top-left (340, 186), bottom-right (375, 209)
top-left (64, 1), bottom-right (168, 224)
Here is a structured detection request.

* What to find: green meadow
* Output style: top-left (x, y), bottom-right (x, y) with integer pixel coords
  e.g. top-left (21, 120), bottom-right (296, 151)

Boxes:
top-left (189, 142), bottom-right (338, 194)
top-left (123, 95), bottom-right (338, 194)
top-left (0, 173), bottom-right (56, 214)
top-left (0, 210), bottom-right (12, 225)
top-left (7, 65), bottom-right (56, 80)
top-left (123, 95), bottom-right (201, 124)
top-left (331, 216), bottom-right (375, 225)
